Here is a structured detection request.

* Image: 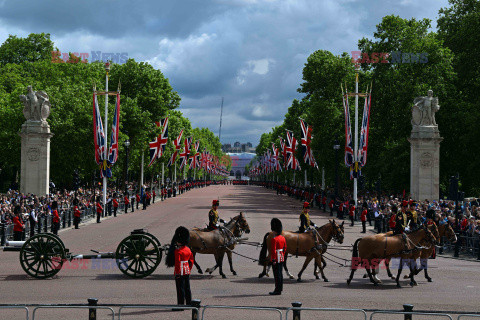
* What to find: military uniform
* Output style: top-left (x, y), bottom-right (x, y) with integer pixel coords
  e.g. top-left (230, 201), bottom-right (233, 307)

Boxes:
top-left (208, 200), bottom-right (224, 230)
top-left (299, 202), bottom-right (315, 232)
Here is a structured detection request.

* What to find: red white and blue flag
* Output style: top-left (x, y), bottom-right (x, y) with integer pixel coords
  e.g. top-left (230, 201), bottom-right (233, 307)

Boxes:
top-left (107, 93), bottom-right (121, 167)
top-left (148, 117), bottom-right (169, 167)
top-left (279, 137), bottom-right (288, 169)
top-left (167, 129), bottom-right (183, 167)
top-left (358, 93), bottom-right (372, 168)
top-left (343, 92), bottom-right (355, 178)
top-left (285, 131), bottom-right (301, 171)
top-left (189, 141), bottom-right (200, 169)
top-left (179, 137), bottom-right (192, 170)
top-left (93, 92), bottom-right (105, 167)
top-left (300, 119), bottom-right (318, 168)
top-left (272, 143), bottom-right (282, 171)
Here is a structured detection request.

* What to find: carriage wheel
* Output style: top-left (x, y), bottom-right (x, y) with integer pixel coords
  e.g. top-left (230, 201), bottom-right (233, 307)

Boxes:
top-left (20, 233), bottom-right (66, 279)
top-left (143, 233), bottom-right (163, 265)
top-left (115, 234), bottom-right (161, 278)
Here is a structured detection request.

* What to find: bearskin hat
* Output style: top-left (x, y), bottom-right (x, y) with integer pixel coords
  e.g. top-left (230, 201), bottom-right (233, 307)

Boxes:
top-left (51, 201), bottom-right (58, 210)
top-left (271, 218), bottom-right (283, 234)
top-left (391, 204), bottom-right (398, 213)
top-left (174, 226), bottom-right (190, 246)
top-left (426, 209), bottom-right (435, 219)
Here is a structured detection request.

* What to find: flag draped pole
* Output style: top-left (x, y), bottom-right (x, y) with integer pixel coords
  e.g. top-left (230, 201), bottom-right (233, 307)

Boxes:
top-left (103, 63), bottom-right (109, 217)
top-left (354, 64), bottom-right (359, 208)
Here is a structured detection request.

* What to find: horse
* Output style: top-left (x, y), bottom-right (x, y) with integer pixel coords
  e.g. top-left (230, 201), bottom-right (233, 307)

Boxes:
top-left (363, 222), bottom-right (441, 283)
top-left (400, 223), bottom-right (457, 282)
top-left (258, 220), bottom-right (344, 282)
top-left (189, 212), bottom-right (250, 278)
top-left (347, 225), bottom-right (436, 287)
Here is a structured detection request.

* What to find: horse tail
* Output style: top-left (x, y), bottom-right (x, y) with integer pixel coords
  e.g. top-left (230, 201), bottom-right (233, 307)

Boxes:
top-left (258, 232), bottom-right (270, 266)
top-left (352, 238), bottom-right (361, 259)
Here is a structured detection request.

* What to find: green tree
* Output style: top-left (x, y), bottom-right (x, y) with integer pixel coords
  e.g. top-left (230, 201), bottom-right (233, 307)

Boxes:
top-left (0, 33), bottom-right (54, 65)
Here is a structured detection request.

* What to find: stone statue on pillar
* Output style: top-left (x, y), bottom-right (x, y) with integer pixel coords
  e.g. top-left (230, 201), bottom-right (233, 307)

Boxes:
top-left (409, 90), bottom-right (443, 202)
top-left (19, 86), bottom-right (54, 196)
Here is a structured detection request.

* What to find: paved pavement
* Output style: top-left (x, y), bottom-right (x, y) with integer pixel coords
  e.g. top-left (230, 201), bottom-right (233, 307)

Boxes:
top-left (1, 184), bottom-right (479, 319)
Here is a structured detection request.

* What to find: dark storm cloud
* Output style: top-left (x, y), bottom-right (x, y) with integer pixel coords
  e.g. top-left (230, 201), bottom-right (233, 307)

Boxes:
top-left (0, 0), bottom-right (449, 144)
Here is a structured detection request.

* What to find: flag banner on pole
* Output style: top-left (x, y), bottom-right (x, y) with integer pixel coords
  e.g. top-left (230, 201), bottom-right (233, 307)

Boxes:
top-left (93, 92), bottom-right (112, 178)
top-left (285, 130), bottom-right (301, 171)
top-left (167, 129), bottom-right (184, 167)
top-left (179, 137), bottom-right (192, 170)
top-left (343, 93), bottom-right (355, 179)
top-left (107, 93), bottom-right (121, 166)
top-left (272, 143), bottom-right (282, 172)
top-left (148, 117), bottom-right (169, 167)
top-left (299, 119), bottom-right (318, 169)
top-left (279, 137), bottom-right (288, 169)
top-left (189, 141), bottom-right (200, 170)
top-left (358, 93), bottom-right (372, 168)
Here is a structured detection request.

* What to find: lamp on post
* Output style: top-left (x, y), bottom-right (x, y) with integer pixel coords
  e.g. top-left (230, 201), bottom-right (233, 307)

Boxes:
top-left (333, 138), bottom-right (340, 199)
top-left (124, 139), bottom-right (130, 195)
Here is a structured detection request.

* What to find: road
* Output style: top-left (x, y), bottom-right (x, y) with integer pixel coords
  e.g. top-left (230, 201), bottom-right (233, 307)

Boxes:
top-left (1, 184), bottom-right (479, 319)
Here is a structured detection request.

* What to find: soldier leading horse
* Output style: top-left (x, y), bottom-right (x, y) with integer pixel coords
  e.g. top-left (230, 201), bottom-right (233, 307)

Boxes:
top-left (258, 220), bottom-right (344, 282)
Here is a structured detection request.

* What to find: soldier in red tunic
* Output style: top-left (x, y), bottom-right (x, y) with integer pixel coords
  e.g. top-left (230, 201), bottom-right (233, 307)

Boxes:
top-left (166, 226), bottom-right (194, 310)
top-left (123, 194), bottom-right (129, 214)
top-left (361, 204), bottom-right (367, 233)
top-left (51, 201), bottom-right (60, 235)
top-left (13, 206), bottom-right (25, 241)
top-left (269, 218), bottom-right (286, 295)
top-left (95, 197), bottom-right (102, 223)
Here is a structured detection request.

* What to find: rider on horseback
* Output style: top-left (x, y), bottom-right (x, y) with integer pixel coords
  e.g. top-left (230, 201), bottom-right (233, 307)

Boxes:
top-left (392, 204), bottom-right (406, 235)
top-left (406, 201), bottom-right (418, 230)
top-left (299, 202), bottom-right (316, 232)
top-left (207, 199), bottom-right (225, 231)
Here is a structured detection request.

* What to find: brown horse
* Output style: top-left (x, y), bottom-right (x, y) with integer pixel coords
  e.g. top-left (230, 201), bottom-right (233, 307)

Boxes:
top-left (364, 223), bottom-right (441, 283)
top-left (189, 212), bottom-right (250, 278)
top-left (347, 226), bottom-right (436, 287)
top-left (401, 223), bottom-right (457, 282)
top-left (258, 220), bottom-right (344, 282)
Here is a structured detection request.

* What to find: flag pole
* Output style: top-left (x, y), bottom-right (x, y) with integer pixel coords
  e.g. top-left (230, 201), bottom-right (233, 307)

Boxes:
top-left (354, 63), bottom-right (360, 207)
top-left (162, 162), bottom-right (165, 185)
top-left (103, 62), bottom-right (110, 218)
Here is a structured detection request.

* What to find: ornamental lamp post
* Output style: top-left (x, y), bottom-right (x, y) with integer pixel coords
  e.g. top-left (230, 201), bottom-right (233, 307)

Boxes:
top-left (124, 139), bottom-right (130, 195)
top-left (333, 138), bottom-right (340, 199)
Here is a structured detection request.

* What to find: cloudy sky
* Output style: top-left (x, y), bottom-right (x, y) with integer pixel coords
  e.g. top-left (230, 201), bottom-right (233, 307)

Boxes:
top-left (0, 0), bottom-right (449, 145)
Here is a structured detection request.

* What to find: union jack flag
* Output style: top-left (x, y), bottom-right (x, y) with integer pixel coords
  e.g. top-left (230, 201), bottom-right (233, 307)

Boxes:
top-left (272, 143), bottom-right (282, 171)
top-left (285, 131), bottom-right (301, 170)
top-left (107, 93), bottom-right (121, 166)
top-left (343, 92), bottom-right (355, 178)
top-left (148, 117), bottom-right (169, 167)
top-left (167, 129), bottom-right (184, 167)
top-left (93, 92), bottom-right (105, 166)
top-left (279, 137), bottom-right (288, 169)
top-left (178, 137), bottom-right (192, 170)
top-left (300, 119), bottom-right (318, 168)
top-left (189, 141), bottom-right (200, 169)
top-left (358, 93), bottom-right (372, 168)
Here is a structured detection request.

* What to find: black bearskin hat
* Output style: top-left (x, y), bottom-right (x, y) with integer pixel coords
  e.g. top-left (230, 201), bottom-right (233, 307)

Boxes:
top-left (175, 226), bottom-right (190, 246)
top-left (426, 209), bottom-right (435, 220)
top-left (51, 201), bottom-right (58, 210)
top-left (271, 218), bottom-right (283, 234)
top-left (391, 204), bottom-right (398, 213)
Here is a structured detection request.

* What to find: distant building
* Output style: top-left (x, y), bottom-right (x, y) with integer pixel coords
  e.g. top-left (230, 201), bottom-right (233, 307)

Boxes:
top-left (222, 142), bottom-right (255, 153)
top-left (227, 152), bottom-right (256, 178)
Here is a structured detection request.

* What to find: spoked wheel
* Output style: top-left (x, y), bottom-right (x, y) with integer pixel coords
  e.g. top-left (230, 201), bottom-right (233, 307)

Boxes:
top-left (20, 233), bottom-right (66, 279)
top-left (115, 234), bottom-right (161, 278)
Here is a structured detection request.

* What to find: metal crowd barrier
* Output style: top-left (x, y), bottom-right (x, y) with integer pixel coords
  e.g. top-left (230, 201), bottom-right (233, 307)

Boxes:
top-left (118, 305), bottom-right (199, 320)
top-left (31, 305), bottom-right (115, 320)
top-left (370, 310), bottom-right (453, 320)
top-left (201, 305), bottom-right (283, 320)
top-left (285, 306), bottom-right (367, 320)
top-left (0, 306), bottom-right (29, 320)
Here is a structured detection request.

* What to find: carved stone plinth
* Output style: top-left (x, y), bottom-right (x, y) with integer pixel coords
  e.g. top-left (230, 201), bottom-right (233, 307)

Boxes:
top-left (409, 125), bottom-right (442, 201)
top-left (19, 122), bottom-right (53, 196)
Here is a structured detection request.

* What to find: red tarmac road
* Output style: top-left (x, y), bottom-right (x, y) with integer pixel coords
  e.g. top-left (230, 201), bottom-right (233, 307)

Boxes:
top-left (1, 184), bottom-right (479, 319)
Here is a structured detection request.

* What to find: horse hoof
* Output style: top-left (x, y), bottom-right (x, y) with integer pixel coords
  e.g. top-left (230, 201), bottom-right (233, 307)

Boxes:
top-left (410, 281), bottom-right (415, 287)
top-left (205, 268), bottom-right (212, 273)
top-left (315, 275), bottom-right (320, 280)
top-left (390, 276), bottom-right (396, 280)
top-left (373, 282), bottom-right (379, 286)
top-left (289, 275), bottom-right (295, 280)
top-left (347, 279), bottom-right (351, 285)
top-left (232, 271), bottom-right (237, 276)
top-left (376, 279), bottom-right (382, 284)
top-left (396, 284), bottom-right (401, 288)
top-left (323, 278), bottom-right (329, 283)
top-left (403, 275), bottom-right (409, 279)
top-left (198, 270), bottom-right (203, 275)
top-left (221, 274), bottom-right (227, 279)
top-left (297, 278), bottom-right (302, 282)
top-left (427, 278), bottom-right (432, 282)
top-left (362, 274), bottom-right (367, 278)
top-left (258, 272), bottom-right (265, 278)
top-left (414, 281), bottom-right (418, 286)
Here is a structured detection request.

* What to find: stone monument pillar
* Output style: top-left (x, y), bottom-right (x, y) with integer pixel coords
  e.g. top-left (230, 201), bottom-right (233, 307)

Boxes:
top-left (19, 86), bottom-right (53, 196)
top-left (408, 90), bottom-right (443, 201)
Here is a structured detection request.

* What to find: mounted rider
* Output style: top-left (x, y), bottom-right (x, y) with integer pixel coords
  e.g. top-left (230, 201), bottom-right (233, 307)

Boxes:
top-left (207, 199), bottom-right (225, 231)
top-left (299, 202), bottom-right (316, 233)
top-left (392, 204), bottom-right (406, 235)
top-left (406, 201), bottom-right (418, 230)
